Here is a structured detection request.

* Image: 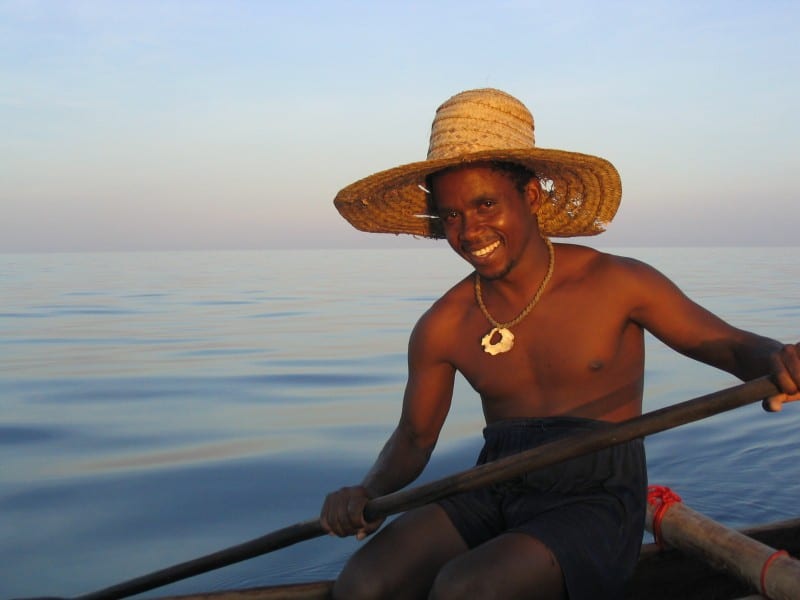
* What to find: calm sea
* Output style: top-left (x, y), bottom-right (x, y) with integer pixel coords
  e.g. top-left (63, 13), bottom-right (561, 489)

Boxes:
top-left (1, 247), bottom-right (799, 598)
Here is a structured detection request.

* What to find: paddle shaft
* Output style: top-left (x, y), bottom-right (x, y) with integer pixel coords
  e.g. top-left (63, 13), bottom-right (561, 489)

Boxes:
top-left (73, 376), bottom-right (778, 600)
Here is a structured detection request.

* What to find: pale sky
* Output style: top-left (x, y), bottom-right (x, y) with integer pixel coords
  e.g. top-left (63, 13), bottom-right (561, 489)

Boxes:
top-left (1, 0), bottom-right (798, 252)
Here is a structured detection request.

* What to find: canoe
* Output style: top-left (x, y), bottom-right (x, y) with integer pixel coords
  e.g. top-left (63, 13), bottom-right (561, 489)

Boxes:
top-left (628, 516), bottom-right (800, 599)
top-left (154, 517), bottom-right (800, 600)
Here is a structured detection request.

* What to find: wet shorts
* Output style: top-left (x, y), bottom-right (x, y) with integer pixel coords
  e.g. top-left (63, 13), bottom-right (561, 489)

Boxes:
top-left (437, 417), bottom-right (647, 600)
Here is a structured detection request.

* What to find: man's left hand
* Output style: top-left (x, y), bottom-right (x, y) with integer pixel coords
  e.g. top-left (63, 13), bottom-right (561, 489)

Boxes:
top-left (763, 342), bottom-right (800, 411)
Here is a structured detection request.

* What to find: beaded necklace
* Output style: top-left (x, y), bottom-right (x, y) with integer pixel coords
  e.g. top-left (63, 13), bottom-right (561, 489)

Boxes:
top-left (474, 238), bottom-right (555, 355)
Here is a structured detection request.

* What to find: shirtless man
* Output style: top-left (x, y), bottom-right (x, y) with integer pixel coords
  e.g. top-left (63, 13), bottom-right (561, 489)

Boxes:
top-left (321, 89), bottom-right (800, 599)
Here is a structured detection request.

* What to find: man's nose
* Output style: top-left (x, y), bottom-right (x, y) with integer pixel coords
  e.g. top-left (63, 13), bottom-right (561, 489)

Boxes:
top-left (460, 213), bottom-right (483, 239)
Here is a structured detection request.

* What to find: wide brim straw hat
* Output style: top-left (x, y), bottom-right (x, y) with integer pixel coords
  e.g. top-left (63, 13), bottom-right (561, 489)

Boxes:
top-left (334, 88), bottom-right (622, 238)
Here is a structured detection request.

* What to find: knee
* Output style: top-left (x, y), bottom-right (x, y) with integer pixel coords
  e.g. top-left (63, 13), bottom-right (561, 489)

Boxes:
top-left (332, 561), bottom-right (391, 600)
top-left (430, 563), bottom-right (496, 600)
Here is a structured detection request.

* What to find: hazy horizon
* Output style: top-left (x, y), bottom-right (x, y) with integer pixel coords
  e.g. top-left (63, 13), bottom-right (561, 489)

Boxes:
top-left (2, 1), bottom-right (798, 252)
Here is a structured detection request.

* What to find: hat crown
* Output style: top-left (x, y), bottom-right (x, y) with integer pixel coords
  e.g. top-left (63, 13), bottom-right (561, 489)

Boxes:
top-left (427, 88), bottom-right (536, 160)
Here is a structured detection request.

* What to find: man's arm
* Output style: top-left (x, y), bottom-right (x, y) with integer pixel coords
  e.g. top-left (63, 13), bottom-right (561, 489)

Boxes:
top-left (621, 257), bottom-right (800, 408)
top-left (320, 306), bottom-right (457, 539)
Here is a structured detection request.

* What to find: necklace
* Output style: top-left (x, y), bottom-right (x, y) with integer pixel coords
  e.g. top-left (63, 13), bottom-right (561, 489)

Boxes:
top-left (474, 238), bottom-right (555, 356)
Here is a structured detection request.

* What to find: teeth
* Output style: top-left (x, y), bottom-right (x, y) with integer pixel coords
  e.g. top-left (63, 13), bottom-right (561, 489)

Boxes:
top-left (472, 241), bottom-right (500, 257)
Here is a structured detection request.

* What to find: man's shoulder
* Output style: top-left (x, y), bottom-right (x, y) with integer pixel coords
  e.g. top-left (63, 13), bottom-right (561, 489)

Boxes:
top-left (409, 276), bottom-right (475, 360)
top-left (554, 244), bottom-right (671, 300)
top-left (426, 274), bottom-right (474, 321)
top-left (556, 243), bottom-right (649, 277)
top-left (410, 275), bottom-right (473, 342)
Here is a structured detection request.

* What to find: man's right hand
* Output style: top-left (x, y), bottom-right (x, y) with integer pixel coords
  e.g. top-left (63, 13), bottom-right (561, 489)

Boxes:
top-left (320, 485), bottom-right (385, 540)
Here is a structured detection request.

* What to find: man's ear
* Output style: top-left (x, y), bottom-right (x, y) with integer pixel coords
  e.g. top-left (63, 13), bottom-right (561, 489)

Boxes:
top-left (525, 179), bottom-right (542, 214)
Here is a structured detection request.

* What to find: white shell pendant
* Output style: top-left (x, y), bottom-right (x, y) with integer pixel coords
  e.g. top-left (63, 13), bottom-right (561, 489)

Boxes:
top-left (481, 327), bottom-right (514, 355)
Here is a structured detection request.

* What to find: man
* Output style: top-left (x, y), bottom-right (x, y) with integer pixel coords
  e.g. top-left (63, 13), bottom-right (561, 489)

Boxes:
top-left (320, 88), bottom-right (800, 599)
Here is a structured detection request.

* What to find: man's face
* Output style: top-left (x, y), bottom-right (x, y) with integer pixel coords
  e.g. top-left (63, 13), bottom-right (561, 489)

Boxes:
top-left (430, 164), bottom-right (539, 280)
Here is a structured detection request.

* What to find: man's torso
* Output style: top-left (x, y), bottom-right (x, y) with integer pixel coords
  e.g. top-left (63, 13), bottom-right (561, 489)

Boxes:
top-left (430, 243), bottom-right (646, 423)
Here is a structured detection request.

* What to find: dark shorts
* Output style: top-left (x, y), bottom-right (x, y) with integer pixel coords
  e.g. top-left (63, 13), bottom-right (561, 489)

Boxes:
top-left (437, 417), bottom-right (647, 600)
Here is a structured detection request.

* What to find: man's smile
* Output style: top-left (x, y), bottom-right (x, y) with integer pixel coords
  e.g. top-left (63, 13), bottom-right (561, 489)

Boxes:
top-left (470, 240), bottom-right (501, 258)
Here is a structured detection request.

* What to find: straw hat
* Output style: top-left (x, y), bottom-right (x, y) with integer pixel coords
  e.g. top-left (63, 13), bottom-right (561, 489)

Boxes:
top-left (333, 88), bottom-right (621, 238)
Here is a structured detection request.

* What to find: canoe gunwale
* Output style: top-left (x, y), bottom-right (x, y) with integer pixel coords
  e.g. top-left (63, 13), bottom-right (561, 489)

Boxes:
top-left (155, 518), bottom-right (800, 600)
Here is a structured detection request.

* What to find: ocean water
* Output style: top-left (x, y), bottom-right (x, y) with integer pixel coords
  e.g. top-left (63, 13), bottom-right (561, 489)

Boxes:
top-left (1, 246), bottom-right (798, 598)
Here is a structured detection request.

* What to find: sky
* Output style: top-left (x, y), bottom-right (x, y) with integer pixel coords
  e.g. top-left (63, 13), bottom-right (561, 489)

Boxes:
top-left (1, 0), bottom-right (798, 252)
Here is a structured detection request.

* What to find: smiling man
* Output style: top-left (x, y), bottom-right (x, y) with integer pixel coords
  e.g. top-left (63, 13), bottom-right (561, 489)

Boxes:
top-left (321, 89), bottom-right (800, 599)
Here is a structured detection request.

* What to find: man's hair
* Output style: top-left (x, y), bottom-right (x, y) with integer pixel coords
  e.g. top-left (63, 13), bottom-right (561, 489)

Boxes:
top-left (426, 161), bottom-right (537, 198)
top-left (485, 161), bottom-right (538, 195)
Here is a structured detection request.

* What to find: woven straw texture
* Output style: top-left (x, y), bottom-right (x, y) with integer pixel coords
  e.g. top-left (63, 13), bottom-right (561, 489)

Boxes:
top-left (334, 89), bottom-right (621, 238)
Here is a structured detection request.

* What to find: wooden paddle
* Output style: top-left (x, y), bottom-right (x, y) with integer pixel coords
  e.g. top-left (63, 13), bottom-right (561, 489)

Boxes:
top-left (64, 375), bottom-right (777, 600)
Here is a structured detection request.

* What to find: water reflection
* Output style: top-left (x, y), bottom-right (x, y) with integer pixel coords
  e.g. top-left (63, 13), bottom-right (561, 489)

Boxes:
top-left (0, 247), bottom-right (798, 597)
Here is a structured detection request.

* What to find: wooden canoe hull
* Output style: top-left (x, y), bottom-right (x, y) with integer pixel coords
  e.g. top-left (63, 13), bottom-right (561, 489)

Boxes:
top-left (157, 518), bottom-right (800, 600)
top-left (627, 517), bottom-right (800, 599)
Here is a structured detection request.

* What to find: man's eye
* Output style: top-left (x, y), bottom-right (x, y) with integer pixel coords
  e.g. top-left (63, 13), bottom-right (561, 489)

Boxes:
top-left (442, 211), bottom-right (458, 221)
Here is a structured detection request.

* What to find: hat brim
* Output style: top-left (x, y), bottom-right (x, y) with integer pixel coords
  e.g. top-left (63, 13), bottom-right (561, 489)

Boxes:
top-left (334, 147), bottom-right (621, 238)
